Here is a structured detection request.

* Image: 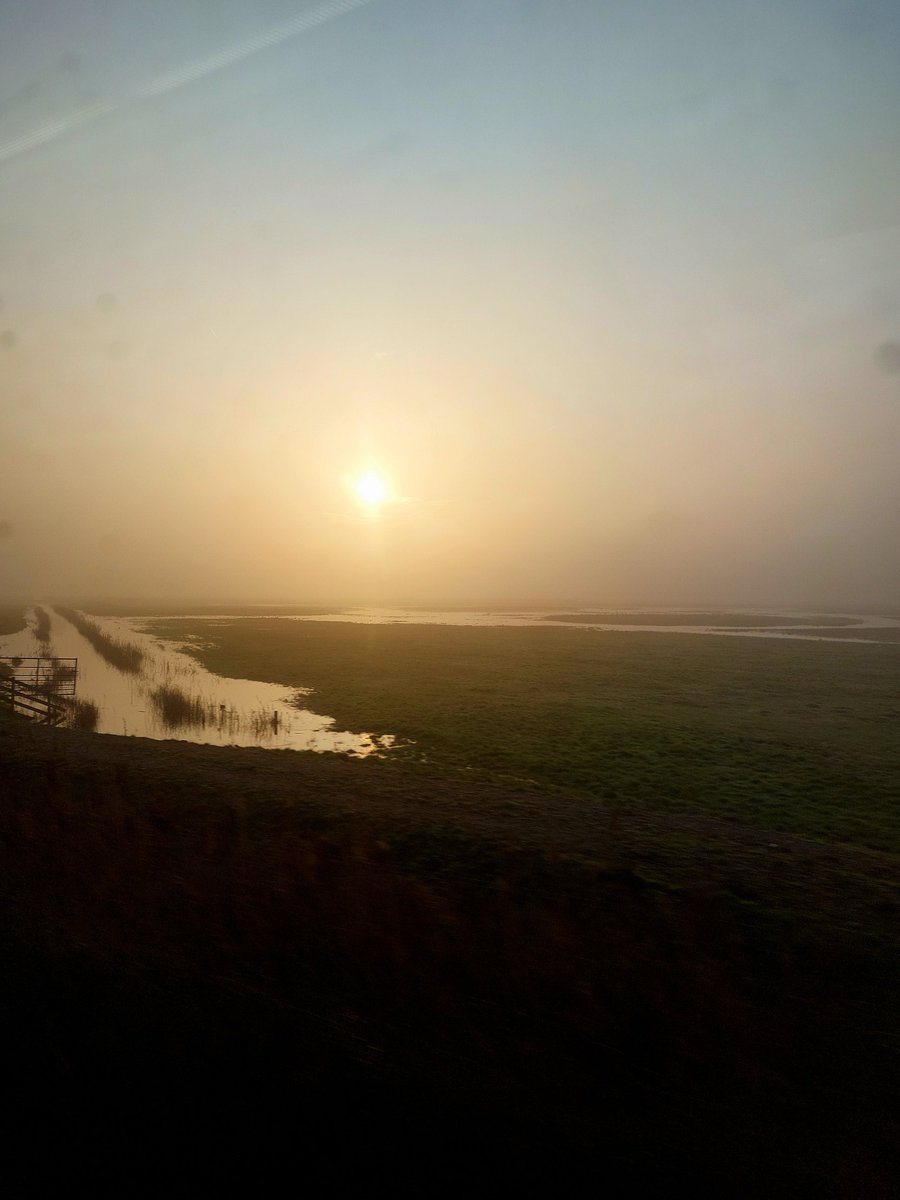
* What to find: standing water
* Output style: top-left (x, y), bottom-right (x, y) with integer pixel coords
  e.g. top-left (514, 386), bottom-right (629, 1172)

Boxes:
top-left (0, 608), bottom-right (394, 756)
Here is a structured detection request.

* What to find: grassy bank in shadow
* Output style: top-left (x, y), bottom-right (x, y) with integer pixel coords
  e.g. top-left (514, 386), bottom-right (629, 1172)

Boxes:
top-left (0, 720), bottom-right (897, 1193)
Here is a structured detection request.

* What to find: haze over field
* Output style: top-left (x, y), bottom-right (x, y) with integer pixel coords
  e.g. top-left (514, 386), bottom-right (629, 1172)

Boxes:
top-left (1, 0), bottom-right (898, 606)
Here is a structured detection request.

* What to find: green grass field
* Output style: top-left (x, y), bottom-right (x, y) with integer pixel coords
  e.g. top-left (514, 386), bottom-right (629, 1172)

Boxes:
top-left (143, 618), bottom-right (900, 853)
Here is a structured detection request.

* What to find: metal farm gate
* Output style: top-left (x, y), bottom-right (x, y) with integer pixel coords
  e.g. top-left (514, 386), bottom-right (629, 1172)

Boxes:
top-left (0, 656), bottom-right (78, 725)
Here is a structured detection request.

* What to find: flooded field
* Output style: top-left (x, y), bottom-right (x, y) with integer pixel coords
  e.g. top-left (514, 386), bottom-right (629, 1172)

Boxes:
top-left (0, 608), bottom-right (394, 756)
top-left (101, 605), bottom-right (900, 643)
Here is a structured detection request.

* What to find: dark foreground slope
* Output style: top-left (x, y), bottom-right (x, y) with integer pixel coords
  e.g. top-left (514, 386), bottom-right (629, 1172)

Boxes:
top-left (1, 719), bottom-right (897, 1195)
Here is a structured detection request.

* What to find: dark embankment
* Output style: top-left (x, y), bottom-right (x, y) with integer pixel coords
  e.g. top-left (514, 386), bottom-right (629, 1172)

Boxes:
top-left (0, 719), bottom-right (897, 1194)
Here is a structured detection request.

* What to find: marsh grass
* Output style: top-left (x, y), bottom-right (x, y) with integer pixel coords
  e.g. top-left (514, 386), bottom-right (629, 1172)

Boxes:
top-left (249, 707), bottom-right (281, 737)
top-left (65, 698), bottom-right (100, 731)
top-left (32, 607), bottom-right (51, 644)
top-left (148, 683), bottom-right (282, 739)
top-left (56, 606), bottom-right (144, 673)
top-left (149, 683), bottom-right (210, 729)
top-left (145, 617), bottom-right (900, 852)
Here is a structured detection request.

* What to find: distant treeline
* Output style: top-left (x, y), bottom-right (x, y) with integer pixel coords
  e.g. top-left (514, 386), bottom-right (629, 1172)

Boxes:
top-left (55, 607), bottom-right (145, 674)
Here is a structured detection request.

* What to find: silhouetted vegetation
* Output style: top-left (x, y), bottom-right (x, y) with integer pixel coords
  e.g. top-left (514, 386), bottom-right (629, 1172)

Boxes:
top-left (32, 606), bottom-right (51, 643)
top-left (55, 606), bottom-right (144, 673)
top-left (149, 683), bottom-right (209, 729)
top-left (249, 706), bottom-right (281, 736)
top-left (147, 683), bottom-right (281, 738)
top-left (37, 658), bottom-right (76, 696)
top-left (65, 698), bottom-right (100, 731)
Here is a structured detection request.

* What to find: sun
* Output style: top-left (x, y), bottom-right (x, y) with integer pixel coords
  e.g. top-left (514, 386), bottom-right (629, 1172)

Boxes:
top-left (353, 470), bottom-right (389, 507)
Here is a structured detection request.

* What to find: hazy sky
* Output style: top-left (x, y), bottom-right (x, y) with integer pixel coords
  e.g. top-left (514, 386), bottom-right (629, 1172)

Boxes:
top-left (1, 0), bottom-right (898, 606)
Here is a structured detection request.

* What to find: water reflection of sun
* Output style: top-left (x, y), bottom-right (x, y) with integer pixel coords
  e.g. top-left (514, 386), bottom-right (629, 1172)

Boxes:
top-left (353, 471), bottom-right (389, 506)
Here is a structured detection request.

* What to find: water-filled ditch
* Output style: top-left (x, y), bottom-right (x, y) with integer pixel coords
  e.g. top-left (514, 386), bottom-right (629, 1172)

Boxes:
top-left (0, 608), bottom-right (394, 756)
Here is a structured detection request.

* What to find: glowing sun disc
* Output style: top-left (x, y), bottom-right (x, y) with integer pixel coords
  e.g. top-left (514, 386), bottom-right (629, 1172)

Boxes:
top-left (354, 471), bottom-right (388, 505)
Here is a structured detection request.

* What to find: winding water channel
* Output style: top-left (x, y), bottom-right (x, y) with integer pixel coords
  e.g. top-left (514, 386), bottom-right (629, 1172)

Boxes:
top-left (273, 607), bottom-right (900, 641)
top-left (128, 605), bottom-right (900, 641)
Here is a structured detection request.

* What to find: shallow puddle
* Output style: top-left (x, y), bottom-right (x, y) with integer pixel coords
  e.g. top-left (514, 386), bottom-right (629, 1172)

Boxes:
top-left (0, 609), bottom-right (394, 756)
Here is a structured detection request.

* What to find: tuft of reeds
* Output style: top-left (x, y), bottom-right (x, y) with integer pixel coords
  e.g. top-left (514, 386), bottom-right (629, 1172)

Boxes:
top-left (249, 707), bottom-right (281, 737)
top-left (148, 686), bottom-right (285, 739)
top-left (149, 684), bottom-right (210, 730)
top-left (32, 607), bottom-right (51, 644)
top-left (65, 698), bottom-right (100, 731)
top-left (55, 607), bottom-right (144, 674)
